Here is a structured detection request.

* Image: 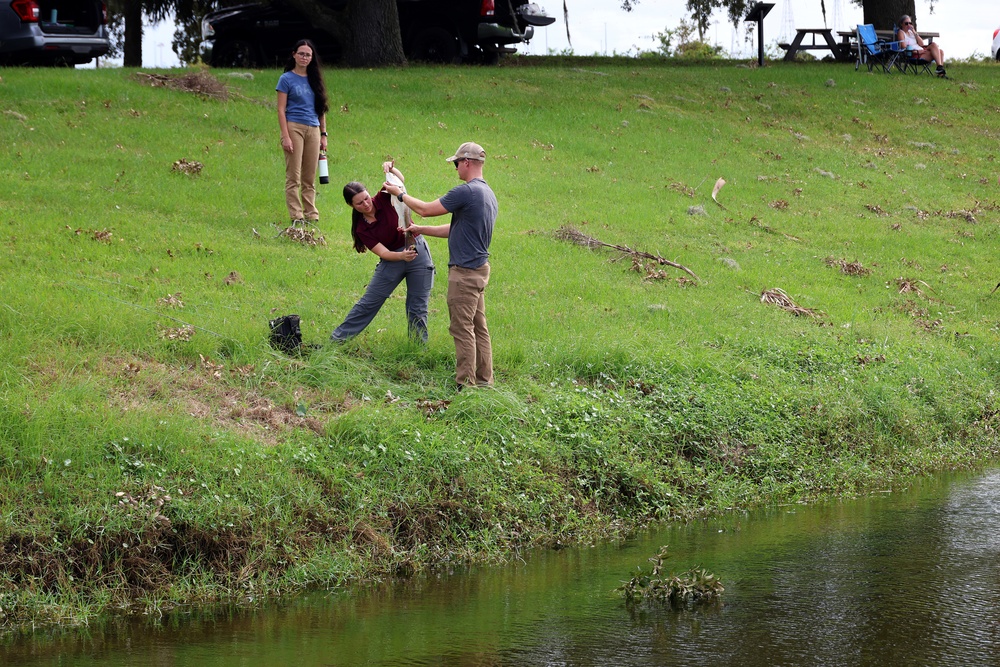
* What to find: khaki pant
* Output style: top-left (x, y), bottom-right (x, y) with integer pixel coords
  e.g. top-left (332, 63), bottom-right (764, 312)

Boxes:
top-left (447, 263), bottom-right (492, 387)
top-left (283, 122), bottom-right (320, 221)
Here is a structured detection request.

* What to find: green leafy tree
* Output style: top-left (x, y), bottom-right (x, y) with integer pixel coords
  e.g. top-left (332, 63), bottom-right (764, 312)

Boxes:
top-left (654, 18), bottom-right (723, 58)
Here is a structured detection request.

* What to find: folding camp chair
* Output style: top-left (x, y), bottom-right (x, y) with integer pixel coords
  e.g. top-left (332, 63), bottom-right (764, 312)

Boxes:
top-left (855, 24), bottom-right (899, 73)
top-left (891, 25), bottom-right (935, 75)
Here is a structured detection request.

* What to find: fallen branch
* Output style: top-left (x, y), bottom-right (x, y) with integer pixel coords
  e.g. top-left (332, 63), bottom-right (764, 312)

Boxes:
top-left (554, 225), bottom-right (700, 283)
top-left (748, 216), bottom-right (803, 242)
top-left (760, 288), bottom-right (823, 318)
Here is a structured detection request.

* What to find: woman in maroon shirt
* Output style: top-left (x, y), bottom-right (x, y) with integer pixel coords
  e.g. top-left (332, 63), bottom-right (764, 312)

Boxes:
top-left (330, 162), bottom-right (435, 342)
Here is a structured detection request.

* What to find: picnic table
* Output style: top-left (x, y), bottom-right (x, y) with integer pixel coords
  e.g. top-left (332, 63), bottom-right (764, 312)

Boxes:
top-left (778, 28), bottom-right (845, 61)
top-left (836, 29), bottom-right (939, 63)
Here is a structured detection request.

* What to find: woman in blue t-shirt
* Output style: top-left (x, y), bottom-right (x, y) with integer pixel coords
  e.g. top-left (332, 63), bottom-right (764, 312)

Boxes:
top-left (276, 39), bottom-right (329, 225)
top-left (330, 162), bottom-right (435, 343)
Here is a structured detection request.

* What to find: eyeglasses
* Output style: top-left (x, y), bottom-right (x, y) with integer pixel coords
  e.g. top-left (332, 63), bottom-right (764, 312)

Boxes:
top-left (295, 51), bottom-right (313, 58)
top-left (453, 158), bottom-right (466, 169)
top-left (902, 21), bottom-right (912, 25)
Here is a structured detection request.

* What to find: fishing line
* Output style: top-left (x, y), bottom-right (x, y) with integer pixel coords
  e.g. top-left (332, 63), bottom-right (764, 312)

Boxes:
top-left (66, 282), bottom-right (228, 338)
top-left (73, 273), bottom-right (247, 313)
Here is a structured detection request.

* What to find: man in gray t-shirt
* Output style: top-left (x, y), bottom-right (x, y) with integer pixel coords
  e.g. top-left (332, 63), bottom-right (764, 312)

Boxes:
top-left (383, 142), bottom-right (497, 389)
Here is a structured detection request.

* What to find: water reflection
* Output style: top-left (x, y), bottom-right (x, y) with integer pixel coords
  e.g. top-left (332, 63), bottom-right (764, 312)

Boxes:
top-left (5, 471), bottom-right (1000, 666)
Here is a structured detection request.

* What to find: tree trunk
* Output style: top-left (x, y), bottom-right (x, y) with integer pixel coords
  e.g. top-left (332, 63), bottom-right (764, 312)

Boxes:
top-left (862, 0), bottom-right (915, 31)
top-left (122, 0), bottom-right (143, 66)
top-left (344, 0), bottom-right (405, 67)
top-left (283, 0), bottom-right (405, 67)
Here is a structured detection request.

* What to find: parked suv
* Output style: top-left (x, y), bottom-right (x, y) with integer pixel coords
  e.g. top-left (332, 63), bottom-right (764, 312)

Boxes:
top-left (0, 0), bottom-right (110, 65)
top-left (199, 0), bottom-right (554, 67)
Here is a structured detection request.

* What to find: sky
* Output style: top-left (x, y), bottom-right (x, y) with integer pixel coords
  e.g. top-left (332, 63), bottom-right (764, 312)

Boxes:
top-left (108, 0), bottom-right (996, 68)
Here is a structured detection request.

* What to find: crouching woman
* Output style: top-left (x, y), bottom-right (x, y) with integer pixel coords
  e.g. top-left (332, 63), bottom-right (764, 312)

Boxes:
top-left (331, 162), bottom-right (435, 342)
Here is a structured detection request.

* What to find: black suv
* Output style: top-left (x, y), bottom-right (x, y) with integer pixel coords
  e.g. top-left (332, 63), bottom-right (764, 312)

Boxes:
top-left (0, 0), bottom-right (110, 65)
top-left (199, 0), bottom-right (555, 67)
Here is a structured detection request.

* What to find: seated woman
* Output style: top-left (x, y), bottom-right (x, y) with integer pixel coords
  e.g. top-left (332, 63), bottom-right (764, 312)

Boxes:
top-left (897, 15), bottom-right (946, 77)
top-left (331, 162), bottom-right (435, 343)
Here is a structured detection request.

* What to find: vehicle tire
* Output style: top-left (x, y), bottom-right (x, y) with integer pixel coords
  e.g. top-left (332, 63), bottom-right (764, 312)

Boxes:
top-left (409, 27), bottom-right (459, 64)
top-left (213, 40), bottom-right (260, 68)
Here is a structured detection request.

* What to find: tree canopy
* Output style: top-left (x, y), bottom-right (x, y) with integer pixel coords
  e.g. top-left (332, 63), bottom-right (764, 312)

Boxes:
top-left (621, 0), bottom-right (923, 34)
top-left (106, 0), bottom-right (230, 66)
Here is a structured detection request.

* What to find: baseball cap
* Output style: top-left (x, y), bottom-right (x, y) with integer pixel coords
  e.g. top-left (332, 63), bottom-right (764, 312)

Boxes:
top-left (446, 142), bottom-right (486, 162)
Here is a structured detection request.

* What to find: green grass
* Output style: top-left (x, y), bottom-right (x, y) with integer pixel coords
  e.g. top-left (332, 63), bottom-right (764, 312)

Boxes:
top-left (2, 57), bottom-right (1000, 632)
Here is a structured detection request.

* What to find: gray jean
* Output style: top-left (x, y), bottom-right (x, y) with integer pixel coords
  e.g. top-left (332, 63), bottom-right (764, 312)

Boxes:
top-left (331, 236), bottom-right (435, 342)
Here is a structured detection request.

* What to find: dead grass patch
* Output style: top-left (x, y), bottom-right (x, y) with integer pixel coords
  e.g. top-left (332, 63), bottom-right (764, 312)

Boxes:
top-left (824, 257), bottom-right (872, 277)
top-left (106, 355), bottom-right (341, 445)
top-left (133, 71), bottom-right (229, 100)
top-left (159, 324), bottom-right (195, 341)
top-left (278, 226), bottom-right (326, 246)
top-left (71, 226), bottom-right (113, 243)
top-left (171, 159), bottom-right (203, 176)
top-left (893, 277), bottom-right (933, 298)
top-left (158, 292), bottom-right (184, 308)
top-left (855, 353), bottom-right (886, 366)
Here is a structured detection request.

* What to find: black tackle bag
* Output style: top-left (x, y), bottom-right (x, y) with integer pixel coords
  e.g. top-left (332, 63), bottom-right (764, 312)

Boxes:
top-left (268, 314), bottom-right (302, 353)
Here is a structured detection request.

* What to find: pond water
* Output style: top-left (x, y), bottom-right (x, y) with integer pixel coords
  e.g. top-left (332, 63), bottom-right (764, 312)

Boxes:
top-left (6, 470), bottom-right (1000, 666)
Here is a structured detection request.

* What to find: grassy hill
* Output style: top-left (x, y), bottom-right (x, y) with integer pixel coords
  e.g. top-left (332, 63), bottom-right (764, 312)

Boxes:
top-left (2, 58), bottom-right (999, 630)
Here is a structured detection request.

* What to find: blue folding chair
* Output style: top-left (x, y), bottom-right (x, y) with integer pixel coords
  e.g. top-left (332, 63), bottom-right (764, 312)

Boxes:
top-left (855, 24), bottom-right (899, 73)
top-left (891, 25), bottom-right (934, 75)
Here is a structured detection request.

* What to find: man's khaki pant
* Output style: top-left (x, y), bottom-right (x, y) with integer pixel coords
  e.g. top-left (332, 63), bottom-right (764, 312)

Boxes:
top-left (447, 263), bottom-right (493, 387)
top-left (283, 122), bottom-right (320, 222)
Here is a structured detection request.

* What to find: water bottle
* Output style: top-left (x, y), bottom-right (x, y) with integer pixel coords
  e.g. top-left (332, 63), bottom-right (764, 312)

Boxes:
top-left (318, 151), bottom-right (329, 185)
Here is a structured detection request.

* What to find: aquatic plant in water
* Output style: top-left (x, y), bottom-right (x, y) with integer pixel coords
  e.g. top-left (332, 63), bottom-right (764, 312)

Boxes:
top-left (617, 546), bottom-right (724, 608)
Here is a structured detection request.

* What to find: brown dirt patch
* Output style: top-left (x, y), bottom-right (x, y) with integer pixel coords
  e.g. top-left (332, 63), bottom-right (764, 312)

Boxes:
top-left (107, 355), bottom-right (339, 445)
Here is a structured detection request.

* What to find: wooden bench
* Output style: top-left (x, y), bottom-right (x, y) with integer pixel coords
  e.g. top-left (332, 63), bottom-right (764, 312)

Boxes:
top-left (780, 28), bottom-right (845, 61)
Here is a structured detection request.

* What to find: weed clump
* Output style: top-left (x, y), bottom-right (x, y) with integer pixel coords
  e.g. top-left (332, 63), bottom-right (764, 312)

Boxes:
top-left (617, 545), bottom-right (724, 608)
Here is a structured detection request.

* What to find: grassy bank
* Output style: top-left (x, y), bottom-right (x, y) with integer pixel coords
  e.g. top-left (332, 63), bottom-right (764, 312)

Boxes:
top-left (2, 57), bottom-right (1000, 632)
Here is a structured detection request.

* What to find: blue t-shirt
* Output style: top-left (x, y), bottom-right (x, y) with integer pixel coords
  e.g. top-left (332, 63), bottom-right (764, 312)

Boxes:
top-left (276, 71), bottom-right (319, 127)
top-left (440, 178), bottom-right (497, 269)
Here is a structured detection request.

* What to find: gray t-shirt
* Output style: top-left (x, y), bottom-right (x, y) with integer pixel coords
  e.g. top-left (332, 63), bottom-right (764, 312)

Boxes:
top-left (439, 178), bottom-right (497, 269)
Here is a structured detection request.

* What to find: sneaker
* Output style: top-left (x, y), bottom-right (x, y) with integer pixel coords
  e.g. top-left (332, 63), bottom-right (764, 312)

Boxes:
top-left (935, 66), bottom-right (946, 77)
